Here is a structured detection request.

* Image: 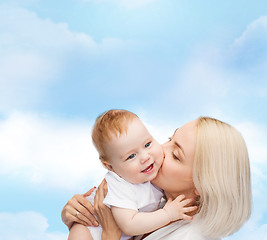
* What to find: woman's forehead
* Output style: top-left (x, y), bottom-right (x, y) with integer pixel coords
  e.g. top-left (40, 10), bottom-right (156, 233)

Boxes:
top-left (172, 120), bottom-right (197, 146)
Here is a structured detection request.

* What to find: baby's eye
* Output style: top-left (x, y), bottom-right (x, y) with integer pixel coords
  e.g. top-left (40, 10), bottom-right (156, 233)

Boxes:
top-left (127, 153), bottom-right (136, 160)
top-left (145, 141), bottom-right (151, 148)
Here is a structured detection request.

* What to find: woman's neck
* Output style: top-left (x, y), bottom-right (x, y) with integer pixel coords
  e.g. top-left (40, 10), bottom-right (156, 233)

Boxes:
top-left (165, 190), bottom-right (196, 200)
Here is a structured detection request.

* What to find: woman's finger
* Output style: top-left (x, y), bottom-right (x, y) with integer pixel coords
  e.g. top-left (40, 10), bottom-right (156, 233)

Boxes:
top-left (68, 212), bottom-right (90, 226)
top-left (71, 208), bottom-right (94, 226)
top-left (95, 180), bottom-right (107, 207)
top-left (68, 194), bottom-right (98, 226)
top-left (102, 180), bottom-right (108, 197)
top-left (75, 194), bottom-right (99, 226)
top-left (94, 185), bottom-right (100, 210)
top-left (64, 203), bottom-right (90, 225)
top-left (76, 193), bottom-right (96, 215)
top-left (93, 179), bottom-right (122, 238)
top-left (83, 187), bottom-right (96, 198)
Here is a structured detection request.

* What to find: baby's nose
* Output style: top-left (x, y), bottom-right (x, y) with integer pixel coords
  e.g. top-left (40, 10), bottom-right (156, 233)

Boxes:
top-left (141, 152), bottom-right (150, 163)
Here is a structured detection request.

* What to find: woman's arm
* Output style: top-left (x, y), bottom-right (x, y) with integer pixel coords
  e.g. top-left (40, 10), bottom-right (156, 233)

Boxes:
top-left (61, 188), bottom-right (99, 229)
top-left (94, 180), bottom-right (122, 240)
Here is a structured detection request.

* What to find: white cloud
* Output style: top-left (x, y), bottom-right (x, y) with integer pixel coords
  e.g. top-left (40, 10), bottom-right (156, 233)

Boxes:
top-left (0, 211), bottom-right (68, 240)
top-left (167, 16), bottom-right (267, 115)
top-left (0, 111), bottom-right (266, 238)
top-left (0, 4), bottom-right (131, 53)
top-left (168, 50), bottom-right (233, 115)
top-left (0, 5), bottom-right (97, 52)
top-left (235, 122), bottom-right (267, 164)
top-left (0, 4), bottom-right (132, 112)
top-left (175, 57), bottom-right (230, 96)
top-left (82, 0), bottom-right (157, 9)
top-left (0, 111), bottom-right (172, 190)
top-left (229, 16), bottom-right (267, 71)
top-left (1, 111), bottom-right (267, 190)
top-left (225, 222), bottom-right (267, 240)
top-left (232, 16), bottom-right (267, 52)
top-left (0, 110), bottom-right (173, 190)
top-left (0, 111), bottom-right (106, 190)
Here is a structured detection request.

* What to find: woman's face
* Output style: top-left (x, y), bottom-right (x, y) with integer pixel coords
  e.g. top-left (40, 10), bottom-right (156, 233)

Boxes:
top-left (151, 120), bottom-right (197, 199)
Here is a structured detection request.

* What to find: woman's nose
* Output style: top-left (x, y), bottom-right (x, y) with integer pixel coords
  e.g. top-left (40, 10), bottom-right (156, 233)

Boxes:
top-left (161, 144), bottom-right (168, 159)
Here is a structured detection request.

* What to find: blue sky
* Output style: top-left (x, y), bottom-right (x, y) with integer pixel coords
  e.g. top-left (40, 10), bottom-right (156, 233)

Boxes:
top-left (0, 0), bottom-right (267, 239)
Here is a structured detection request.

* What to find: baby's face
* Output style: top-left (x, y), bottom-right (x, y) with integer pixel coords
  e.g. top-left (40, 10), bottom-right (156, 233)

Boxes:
top-left (104, 118), bottom-right (164, 184)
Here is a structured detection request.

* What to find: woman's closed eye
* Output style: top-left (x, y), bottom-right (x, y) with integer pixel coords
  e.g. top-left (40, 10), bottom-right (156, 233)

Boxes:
top-left (172, 152), bottom-right (180, 161)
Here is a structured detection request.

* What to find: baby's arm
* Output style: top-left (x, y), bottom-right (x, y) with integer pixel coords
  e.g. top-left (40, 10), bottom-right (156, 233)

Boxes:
top-left (111, 194), bottom-right (197, 236)
top-left (68, 223), bottom-right (93, 240)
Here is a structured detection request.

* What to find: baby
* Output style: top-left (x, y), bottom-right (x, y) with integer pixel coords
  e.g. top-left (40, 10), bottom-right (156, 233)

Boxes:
top-left (69, 109), bottom-right (196, 239)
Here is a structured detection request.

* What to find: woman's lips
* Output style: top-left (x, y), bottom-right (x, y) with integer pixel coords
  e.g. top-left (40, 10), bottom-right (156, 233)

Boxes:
top-left (142, 163), bottom-right (154, 174)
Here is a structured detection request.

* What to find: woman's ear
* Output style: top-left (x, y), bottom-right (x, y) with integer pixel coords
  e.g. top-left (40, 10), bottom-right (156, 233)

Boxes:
top-left (101, 159), bottom-right (113, 171)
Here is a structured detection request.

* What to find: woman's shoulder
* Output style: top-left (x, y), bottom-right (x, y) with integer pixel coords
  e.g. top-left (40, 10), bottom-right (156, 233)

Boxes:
top-left (142, 220), bottom-right (221, 240)
top-left (186, 222), bottom-right (221, 240)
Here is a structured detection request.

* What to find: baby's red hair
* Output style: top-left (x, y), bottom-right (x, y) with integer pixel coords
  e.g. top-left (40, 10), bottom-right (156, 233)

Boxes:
top-left (92, 109), bottom-right (138, 160)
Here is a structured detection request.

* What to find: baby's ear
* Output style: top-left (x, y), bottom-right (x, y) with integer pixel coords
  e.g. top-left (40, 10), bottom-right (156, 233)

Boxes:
top-left (101, 158), bottom-right (113, 171)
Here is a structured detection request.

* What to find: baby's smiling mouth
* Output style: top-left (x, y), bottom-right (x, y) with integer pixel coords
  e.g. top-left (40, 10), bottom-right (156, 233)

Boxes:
top-left (141, 163), bottom-right (154, 173)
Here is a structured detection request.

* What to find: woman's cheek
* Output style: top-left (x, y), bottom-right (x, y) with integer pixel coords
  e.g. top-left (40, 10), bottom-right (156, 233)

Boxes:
top-left (160, 158), bottom-right (174, 181)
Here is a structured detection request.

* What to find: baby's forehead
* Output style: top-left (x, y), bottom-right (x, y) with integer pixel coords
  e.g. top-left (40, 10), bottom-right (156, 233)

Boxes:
top-left (109, 125), bottom-right (153, 145)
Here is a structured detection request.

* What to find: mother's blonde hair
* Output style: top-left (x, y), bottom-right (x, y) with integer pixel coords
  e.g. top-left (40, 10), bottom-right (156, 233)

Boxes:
top-left (193, 117), bottom-right (252, 238)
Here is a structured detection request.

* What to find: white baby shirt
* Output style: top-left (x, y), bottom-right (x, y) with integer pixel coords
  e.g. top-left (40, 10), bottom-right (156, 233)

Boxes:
top-left (103, 171), bottom-right (164, 212)
top-left (87, 171), bottom-right (164, 240)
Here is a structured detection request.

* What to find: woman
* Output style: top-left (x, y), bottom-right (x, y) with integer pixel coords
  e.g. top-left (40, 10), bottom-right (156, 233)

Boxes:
top-left (62, 117), bottom-right (252, 239)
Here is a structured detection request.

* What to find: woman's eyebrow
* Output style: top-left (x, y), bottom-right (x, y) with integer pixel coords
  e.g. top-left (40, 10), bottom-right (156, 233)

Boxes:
top-left (174, 141), bottom-right (185, 157)
top-left (174, 128), bottom-right (179, 133)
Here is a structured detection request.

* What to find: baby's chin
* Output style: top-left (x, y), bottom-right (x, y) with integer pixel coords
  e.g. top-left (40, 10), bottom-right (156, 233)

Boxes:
top-left (150, 168), bottom-right (161, 185)
top-left (148, 169), bottom-right (160, 183)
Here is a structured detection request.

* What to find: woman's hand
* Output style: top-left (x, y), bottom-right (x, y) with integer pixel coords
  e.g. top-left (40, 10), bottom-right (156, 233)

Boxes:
top-left (94, 179), bottom-right (122, 240)
top-left (61, 187), bottom-right (99, 229)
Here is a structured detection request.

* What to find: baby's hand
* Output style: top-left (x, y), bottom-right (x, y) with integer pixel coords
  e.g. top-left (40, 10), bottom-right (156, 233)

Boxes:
top-left (163, 194), bottom-right (197, 222)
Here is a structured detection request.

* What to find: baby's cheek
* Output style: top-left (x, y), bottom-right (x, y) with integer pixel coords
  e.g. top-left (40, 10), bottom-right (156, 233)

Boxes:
top-left (159, 149), bottom-right (164, 162)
